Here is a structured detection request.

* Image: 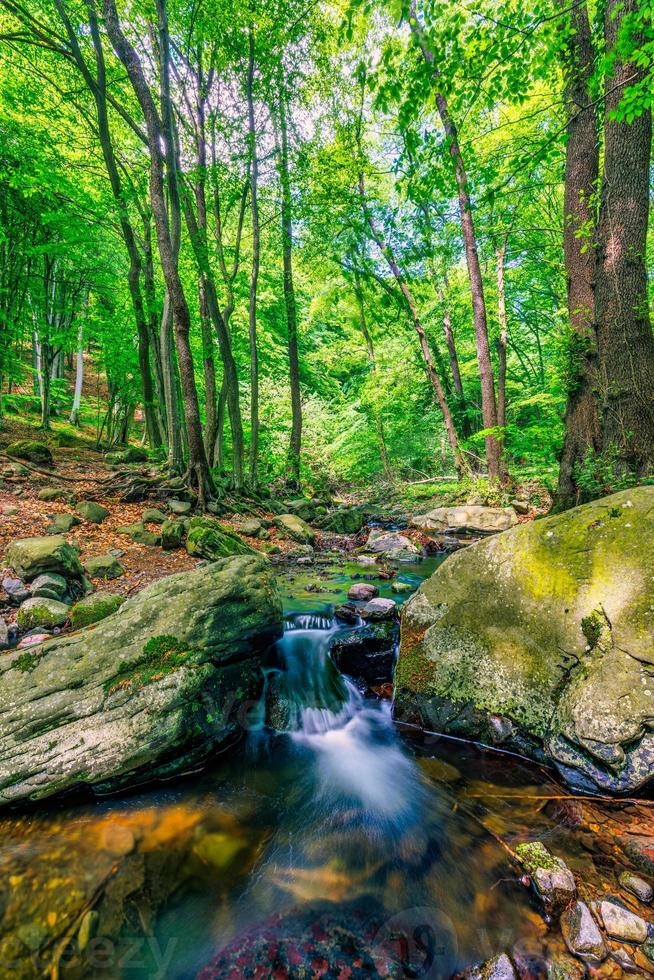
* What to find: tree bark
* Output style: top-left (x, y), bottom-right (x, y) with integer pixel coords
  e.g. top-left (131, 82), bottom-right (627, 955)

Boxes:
top-left (353, 267), bottom-right (392, 477)
top-left (103, 0), bottom-right (212, 503)
top-left (276, 74), bottom-right (302, 489)
top-left (409, 4), bottom-right (502, 480)
top-left (595, 0), bottom-right (654, 474)
top-left (557, 0), bottom-right (601, 507)
top-left (495, 238), bottom-right (508, 430)
top-left (247, 27), bottom-right (260, 487)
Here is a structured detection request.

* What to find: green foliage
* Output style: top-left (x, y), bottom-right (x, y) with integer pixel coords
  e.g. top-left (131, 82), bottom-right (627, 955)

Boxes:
top-left (573, 445), bottom-right (634, 500)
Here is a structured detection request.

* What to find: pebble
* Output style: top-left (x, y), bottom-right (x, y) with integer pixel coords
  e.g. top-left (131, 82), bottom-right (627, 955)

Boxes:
top-left (620, 872), bottom-right (653, 904)
top-left (561, 900), bottom-right (607, 963)
top-left (600, 901), bottom-right (649, 943)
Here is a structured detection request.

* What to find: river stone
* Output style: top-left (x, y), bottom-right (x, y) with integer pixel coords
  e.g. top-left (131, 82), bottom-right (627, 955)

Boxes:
top-left (48, 513), bottom-right (79, 534)
top-left (364, 529), bottom-right (418, 560)
top-left (275, 514), bottom-right (316, 545)
top-left (30, 573), bottom-right (67, 599)
top-left (17, 597), bottom-right (70, 630)
top-left (466, 954), bottom-right (517, 980)
top-left (514, 842), bottom-right (576, 917)
top-left (391, 580), bottom-right (413, 594)
top-left (561, 901), bottom-right (607, 963)
top-left (0, 555), bottom-right (283, 805)
top-left (37, 487), bottom-right (66, 502)
top-left (394, 487), bottom-right (654, 794)
top-left (186, 518), bottom-right (256, 561)
top-left (329, 621), bottom-right (398, 686)
top-left (70, 593), bottom-right (125, 629)
top-left (76, 500), bottom-right (109, 524)
top-left (410, 505), bottom-right (518, 534)
top-left (83, 554), bottom-right (125, 580)
top-left (117, 522), bottom-right (161, 546)
top-left (161, 519), bottom-right (185, 551)
top-left (619, 872), bottom-right (653, 904)
top-left (347, 583), bottom-right (378, 601)
top-left (599, 901), bottom-right (648, 943)
top-left (361, 597), bottom-right (397, 621)
top-left (142, 507), bottom-right (167, 524)
top-left (6, 536), bottom-right (84, 582)
top-left (6, 440), bottom-right (53, 466)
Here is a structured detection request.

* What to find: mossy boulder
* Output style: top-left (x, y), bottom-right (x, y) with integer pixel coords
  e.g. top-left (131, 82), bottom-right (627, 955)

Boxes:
top-left (17, 597), bottom-right (70, 630)
top-left (186, 518), bottom-right (256, 560)
top-left (83, 555), bottom-right (124, 580)
top-left (105, 447), bottom-right (148, 464)
top-left (48, 513), bottom-right (79, 534)
top-left (70, 593), bottom-right (125, 629)
top-left (0, 555), bottom-right (283, 805)
top-left (76, 501), bottom-right (109, 524)
top-left (6, 535), bottom-right (84, 582)
top-left (394, 486), bottom-right (654, 794)
top-left (161, 519), bottom-right (185, 551)
top-left (117, 523), bottom-right (161, 546)
top-left (142, 507), bottom-right (167, 524)
top-left (318, 506), bottom-right (368, 535)
top-left (37, 487), bottom-right (66, 502)
top-left (275, 514), bottom-right (316, 545)
top-left (6, 440), bottom-right (53, 467)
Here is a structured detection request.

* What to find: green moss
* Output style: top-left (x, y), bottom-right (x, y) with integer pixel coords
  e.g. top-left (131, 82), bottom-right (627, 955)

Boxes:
top-left (103, 634), bottom-right (194, 696)
top-left (515, 841), bottom-right (559, 874)
top-left (71, 594), bottom-right (125, 629)
top-left (13, 651), bottom-right (40, 672)
top-left (581, 609), bottom-right (604, 649)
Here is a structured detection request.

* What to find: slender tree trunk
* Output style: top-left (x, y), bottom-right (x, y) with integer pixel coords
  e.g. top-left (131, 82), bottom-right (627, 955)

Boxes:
top-left (160, 289), bottom-right (183, 470)
top-left (595, 0), bottom-right (654, 474)
top-left (495, 238), bottom-right (508, 430)
top-left (103, 0), bottom-right (212, 503)
top-left (247, 27), bottom-right (260, 486)
top-left (214, 378), bottom-right (228, 473)
top-left (359, 176), bottom-right (464, 476)
top-left (69, 296), bottom-right (86, 426)
top-left (276, 75), bottom-right (302, 489)
top-left (557, 0), bottom-right (601, 507)
top-left (353, 268), bottom-right (392, 477)
top-left (199, 280), bottom-right (217, 466)
top-left (409, 6), bottom-right (502, 480)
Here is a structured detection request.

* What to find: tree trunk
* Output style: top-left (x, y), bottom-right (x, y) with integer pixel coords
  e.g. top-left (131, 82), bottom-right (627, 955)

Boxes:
top-left (409, 6), bottom-right (502, 480)
top-left (276, 75), bottom-right (302, 489)
top-left (103, 0), bottom-right (212, 503)
top-left (595, 0), bottom-right (654, 475)
top-left (69, 300), bottom-right (85, 426)
top-left (247, 27), bottom-right (260, 487)
top-left (359, 176), bottom-right (464, 476)
top-left (199, 280), bottom-right (217, 466)
top-left (557, 0), bottom-right (601, 507)
top-left (495, 238), bottom-right (508, 430)
top-left (353, 268), bottom-right (392, 477)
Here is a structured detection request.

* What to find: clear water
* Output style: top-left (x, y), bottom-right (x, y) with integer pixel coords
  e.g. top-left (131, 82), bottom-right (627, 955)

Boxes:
top-left (0, 556), bottom-right (607, 979)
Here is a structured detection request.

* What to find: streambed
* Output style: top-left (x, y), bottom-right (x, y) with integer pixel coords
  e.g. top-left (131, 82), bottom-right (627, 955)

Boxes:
top-left (0, 555), bottom-right (650, 979)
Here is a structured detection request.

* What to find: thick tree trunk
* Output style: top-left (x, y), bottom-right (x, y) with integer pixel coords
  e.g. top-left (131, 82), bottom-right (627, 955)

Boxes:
top-left (103, 0), bottom-right (212, 503)
top-left (595, 0), bottom-right (654, 475)
top-left (247, 28), bottom-right (260, 487)
top-left (557, 0), bottom-right (601, 507)
top-left (409, 6), bottom-right (502, 480)
top-left (276, 77), bottom-right (302, 489)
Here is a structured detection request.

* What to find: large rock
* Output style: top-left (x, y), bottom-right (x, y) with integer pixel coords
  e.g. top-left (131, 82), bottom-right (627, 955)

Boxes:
top-left (0, 555), bottom-right (283, 805)
top-left (186, 518), bottom-right (256, 560)
top-left (6, 440), bottom-right (53, 466)
top-left (364, 529), bottom-right (418, 560)
top-left (76, 500), bottom-right (109, 524)
top-left (318, 506), bottom-right (368, 535)
top-left (394, 487), bottom-right (654, 794)
top-left (83, 554), bottom-right (124, 580)
top-left (6, 536), bottom-right (84, 582)
top-left (17, 597), bottom-right (69, 630)
top-left (411, 505), bottom-right (518, 534)
top-left (275, 514), bottom-right (316, 545)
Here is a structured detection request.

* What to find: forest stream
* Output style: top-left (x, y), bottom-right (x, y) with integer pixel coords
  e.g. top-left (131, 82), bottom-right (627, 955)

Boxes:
top-left (0, 553), bottom-right (648, 980)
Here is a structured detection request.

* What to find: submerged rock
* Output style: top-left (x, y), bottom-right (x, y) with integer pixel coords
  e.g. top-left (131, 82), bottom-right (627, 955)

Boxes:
top-left (394, 487), bottom-right (654, 794)
top-left (560, 901), bottom-right (607, 963)
top-left (619, 871), bottom-right (653, 904)
top-left (599, 900), bottom-right (648, 943)
top-left (6, 535), bottom-right (84, 582)
top-left (514, 841), bottom-right (576, 917)
top-left (410, 505), bottom-right (518, 534)
top-left (0, 555), bottom-right (283, 805)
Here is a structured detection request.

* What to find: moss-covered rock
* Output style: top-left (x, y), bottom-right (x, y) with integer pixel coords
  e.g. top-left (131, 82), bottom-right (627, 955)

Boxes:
top-left (142, 507), bottom-right (167, 524)
top-left (0, 555), bottom-right (283, 805)
top-left (6, 535), bottom-right (84, 582)
top-left (17, 597), bottom-right (69, 630)
top-left (37, 487), bottom-right (66, 502)
top-left (186, 518), bottom-right (256, 560)
top-left (6, 440), bottom-right (53, 466)
top-left (317, 506), bottom-right (368, 535)
top-left (275, 513), bottom-right (316, 545)
top-left (394, 486), bottom-right (654, 794)
top-left (83, 554), bottom-right (124, 580)
top-left (47, 513), bottom-right (79, 534)
top-left (161, 519), bottom-right (185, 551)
top-left (117, 522), bottom-right (161, 546)
top-left (70, 593), bottom-right (125, 629)
top-left (76, 500), bottom-right (109, 524)
top-left (105, 447), bottom-right (148, 464)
